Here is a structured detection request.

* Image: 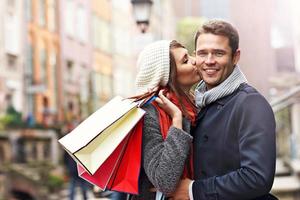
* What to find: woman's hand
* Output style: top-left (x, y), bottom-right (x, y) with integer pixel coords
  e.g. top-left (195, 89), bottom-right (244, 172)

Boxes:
top-left (168, 178), bottom-right (192, 200)
top-left (155, 90), bottom-right (182, 129)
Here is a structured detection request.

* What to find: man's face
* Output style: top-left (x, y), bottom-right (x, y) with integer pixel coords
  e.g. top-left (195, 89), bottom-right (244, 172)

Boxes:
top-left (196, 33), bottom-right (240, 90)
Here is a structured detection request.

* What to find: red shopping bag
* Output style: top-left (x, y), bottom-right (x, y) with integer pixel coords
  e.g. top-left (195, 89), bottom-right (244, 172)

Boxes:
top-left (78, 119), bottom-right (143, 194)
top-left (77, 137), bottom-right (128, 189)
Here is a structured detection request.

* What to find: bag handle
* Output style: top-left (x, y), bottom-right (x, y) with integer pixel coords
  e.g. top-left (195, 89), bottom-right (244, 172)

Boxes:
top-left (128, 86), bottom-right (163, 107)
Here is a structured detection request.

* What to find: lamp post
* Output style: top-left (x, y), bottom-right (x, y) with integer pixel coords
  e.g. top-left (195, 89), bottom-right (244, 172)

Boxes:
top-left (131, 0), bottom-right (153, 33)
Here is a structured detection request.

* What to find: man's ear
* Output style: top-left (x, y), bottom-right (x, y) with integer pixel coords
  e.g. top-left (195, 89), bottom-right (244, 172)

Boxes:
top-left (233, 49), bottom-right (240, 65)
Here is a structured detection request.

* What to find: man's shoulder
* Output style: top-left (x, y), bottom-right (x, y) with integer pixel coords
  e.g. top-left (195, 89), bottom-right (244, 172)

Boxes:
top-left (238, 83), bottom-right (259, 95)
top-left (235, 83), bottom-right (272, 110)
top-left (236, 83), bottom-right (266, 100)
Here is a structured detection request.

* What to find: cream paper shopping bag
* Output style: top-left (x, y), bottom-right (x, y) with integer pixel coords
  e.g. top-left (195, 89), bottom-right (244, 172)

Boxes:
top-left (59, 96), bottom-right (145, 175)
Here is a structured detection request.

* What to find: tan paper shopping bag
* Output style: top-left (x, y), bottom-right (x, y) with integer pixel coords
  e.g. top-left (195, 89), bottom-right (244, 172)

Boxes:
top-left (58, 96), bottom-right (145, 175)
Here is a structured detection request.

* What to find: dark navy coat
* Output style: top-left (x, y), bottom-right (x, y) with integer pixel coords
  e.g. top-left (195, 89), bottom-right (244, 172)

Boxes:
top-left (192, 83), bottom-right (276, 200)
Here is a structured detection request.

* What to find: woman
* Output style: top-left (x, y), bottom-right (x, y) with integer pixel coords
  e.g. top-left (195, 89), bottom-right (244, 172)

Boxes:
top-left (131, 40), bottom-right (201, 199)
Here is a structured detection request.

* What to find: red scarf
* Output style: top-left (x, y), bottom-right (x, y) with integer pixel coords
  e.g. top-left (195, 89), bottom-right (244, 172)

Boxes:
top-left (151, 90), bottom-right (196, 179)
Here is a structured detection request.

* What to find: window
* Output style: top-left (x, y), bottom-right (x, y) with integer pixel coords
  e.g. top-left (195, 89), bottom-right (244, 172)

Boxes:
top-left (25, 45), bottom-right (35, 115)
top-left (43, 140), bottom-right (51, 160)
top-left (114, 28), bottom-right (131, 55)
top-left (100, 20), bottom-right (111, 52)
top-left (101, 74), bottom-right (113, 99)
top-left (79, 65), bottom-right (89, 116)
top-left (66, 60), bottom-right (74, 83)
top-left (40, 48), bottom-right (47, 85)
top-left (92, 16), bottom-right (112, 52)
top-left (76, 6), bottom-right (87, 42)
top-left (27, 94), bottom-right (35, 115)
top-left (6, 54), bottom-right (17, 69)
top-left (50, 52), bottom-right (58, 109)
top-left (25, 0), bottom-right (32, 21)
top-left (25, 44), bottom-right (34, 86)
top-left (4, 14), bottom-right (20, 55)
top-left (95, 73), bottom-right (113, 100)
top-left (47, 0), bottom-right (56, 31)
top-left (39, 0), bottom-right (46, 27)
top-left (65, 0), bottom-right (75, 37)
top-left (92, 14), bottom-right (100, 49)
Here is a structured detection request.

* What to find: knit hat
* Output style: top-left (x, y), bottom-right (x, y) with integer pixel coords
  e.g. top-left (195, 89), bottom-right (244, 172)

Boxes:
top-left (135, 40), bottom-right (171, 94)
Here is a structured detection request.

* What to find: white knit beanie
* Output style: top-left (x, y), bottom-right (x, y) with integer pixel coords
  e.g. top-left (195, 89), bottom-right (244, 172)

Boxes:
top-left (135, 40), bottom-right (171, 94)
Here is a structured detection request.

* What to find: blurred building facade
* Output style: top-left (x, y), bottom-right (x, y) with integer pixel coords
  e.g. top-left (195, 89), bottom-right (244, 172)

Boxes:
top-left (230, 0), bottom-right (276, 98)
top-left (91, 0), bottom-right (114, 109)
top-left (173, 0), bottom-right (201, 19)
top-left (150, 0), bottom-right (176, 41)
top-left (272, 0), bottom-right (300, 162)
top-left (291, 0), bottom-right (300, 73)
top-left (0, 0), bottom-right (177, 123)
top-left (270, 0), bottom-right (300, 160)
top-left (0, 1), bottom-right (25, 114)
top-left (112, 0), bottom-right (177, 96)
top-left (24, 0), bottom-right (60, 124)
top-left (111, 0), bottom-right (136, 97)
top-left (58, 0), bottom-right (92, 121)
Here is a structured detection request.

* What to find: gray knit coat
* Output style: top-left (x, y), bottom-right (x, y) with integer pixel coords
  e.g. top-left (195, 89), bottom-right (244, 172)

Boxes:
top-left (131, 103), bottom-right (193, 199)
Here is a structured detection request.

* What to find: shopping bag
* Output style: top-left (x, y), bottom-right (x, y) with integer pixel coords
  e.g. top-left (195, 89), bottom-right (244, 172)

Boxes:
top-left (77, 119), bottom-right (143, 194)
top-left (77, 134), bottom-right (129, 190)
top-left (58, 96), bottom-right (145, 175)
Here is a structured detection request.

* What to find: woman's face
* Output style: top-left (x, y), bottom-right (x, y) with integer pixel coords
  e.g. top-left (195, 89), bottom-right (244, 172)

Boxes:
top-left (171, 47), bottom-right (201, 90)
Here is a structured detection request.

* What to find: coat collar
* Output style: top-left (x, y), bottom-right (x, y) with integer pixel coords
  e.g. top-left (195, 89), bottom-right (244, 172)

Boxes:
top-left (209, 83), bottom-right (249, 107)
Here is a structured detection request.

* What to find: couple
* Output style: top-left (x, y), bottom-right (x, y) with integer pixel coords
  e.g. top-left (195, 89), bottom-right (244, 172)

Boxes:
top-left (132, 19), bottom-right (276, 200)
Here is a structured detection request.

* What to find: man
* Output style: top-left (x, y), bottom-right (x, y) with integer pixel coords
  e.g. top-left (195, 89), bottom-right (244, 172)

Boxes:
top-left (173, 20), bottom-right (276, 200)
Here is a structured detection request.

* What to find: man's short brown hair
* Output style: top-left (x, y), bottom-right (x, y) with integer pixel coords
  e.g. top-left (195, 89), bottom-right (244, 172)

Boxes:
top-left (194, 20), bottom-right (239, 55)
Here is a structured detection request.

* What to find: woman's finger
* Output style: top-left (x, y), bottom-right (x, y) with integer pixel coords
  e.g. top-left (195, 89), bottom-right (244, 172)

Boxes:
top-left (154, 97), bottom-right (163, 105)
top-left (158, 90), bottom-right (168, 102)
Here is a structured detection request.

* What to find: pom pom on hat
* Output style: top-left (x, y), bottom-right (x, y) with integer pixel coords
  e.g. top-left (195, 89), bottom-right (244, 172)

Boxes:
top-left (135, 40), bottom-right (171, 94)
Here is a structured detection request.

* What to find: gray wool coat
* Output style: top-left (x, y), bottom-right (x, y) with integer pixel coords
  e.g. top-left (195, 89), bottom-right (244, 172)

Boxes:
top-left (131, 103), bottom-right (193, 200)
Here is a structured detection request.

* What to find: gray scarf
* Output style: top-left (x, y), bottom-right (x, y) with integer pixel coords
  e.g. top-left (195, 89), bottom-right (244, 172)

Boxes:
top-left (195, 65), bottom-right (248, 109)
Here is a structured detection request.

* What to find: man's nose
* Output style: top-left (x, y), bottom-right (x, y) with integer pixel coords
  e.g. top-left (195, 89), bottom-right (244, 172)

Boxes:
top-left (205, 54), bottom-right (216, 64)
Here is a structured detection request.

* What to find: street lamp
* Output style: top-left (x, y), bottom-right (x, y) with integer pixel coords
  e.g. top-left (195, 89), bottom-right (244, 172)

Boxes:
top-left (131, 0), bottom-right (153, 33)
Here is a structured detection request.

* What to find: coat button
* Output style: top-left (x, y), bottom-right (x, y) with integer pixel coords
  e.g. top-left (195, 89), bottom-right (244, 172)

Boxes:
top-left (203, 135), bottom-right (208, 142)
top-left (201, 170), bottom-right (207, 176)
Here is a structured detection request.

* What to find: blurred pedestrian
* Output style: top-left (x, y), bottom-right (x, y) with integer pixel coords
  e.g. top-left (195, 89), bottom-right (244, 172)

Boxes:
top-left (63, 151), bottom-right (89, 200)
top-left (63, 101), bottom-right (90, 200)
top-left (109, 192), bottom-right (127, 200)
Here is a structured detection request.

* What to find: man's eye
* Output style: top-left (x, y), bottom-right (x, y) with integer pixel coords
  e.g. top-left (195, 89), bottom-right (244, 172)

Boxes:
top-left (215, 52), bottom-right (224, 57)
top-left (197, 52), bottom-right (207, 57)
